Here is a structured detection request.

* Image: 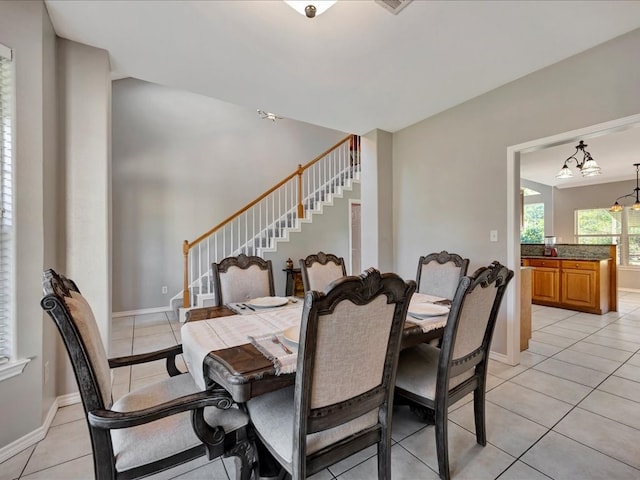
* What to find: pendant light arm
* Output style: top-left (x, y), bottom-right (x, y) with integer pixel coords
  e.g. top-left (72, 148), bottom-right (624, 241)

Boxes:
top-left (609, 163), bottom-right (640, 212)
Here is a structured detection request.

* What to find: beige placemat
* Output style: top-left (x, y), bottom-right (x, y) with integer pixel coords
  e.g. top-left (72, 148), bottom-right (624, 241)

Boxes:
top-left (248, 332), bottom-right (298, 375)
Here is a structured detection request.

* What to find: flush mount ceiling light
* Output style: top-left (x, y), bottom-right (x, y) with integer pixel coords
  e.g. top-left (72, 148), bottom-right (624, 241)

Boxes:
top-left (556, 140), bottom-right (602, 179)
top-left (610, 163), bottom-right (640, 212)
top-left (257, 109), bottom-right (283, 122)
top-left (284, 0), bottom-right (337, 18)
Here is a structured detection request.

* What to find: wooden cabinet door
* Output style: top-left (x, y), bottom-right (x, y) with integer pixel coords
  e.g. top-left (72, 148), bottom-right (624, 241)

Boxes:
top-left (531, 267), bottom-right (560, 304)
top-left (561, 267), bottom-right (598, 311)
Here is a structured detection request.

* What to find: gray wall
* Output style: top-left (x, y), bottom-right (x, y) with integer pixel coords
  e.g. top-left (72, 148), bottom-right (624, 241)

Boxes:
top-left (361, 130), bottom-right (394, 273)
top-left (392, 28), bottom-right (640, 355)
top-left (111, 79), bottom-right (347, 312)
top-left (57, 38), bottom-right (112, 392)
top-left (263, 182), bottom-right (361, 295)
top-left (0, 0), bottom-right (56, 450)
top-left (0, 2), bottom-right (113, 453)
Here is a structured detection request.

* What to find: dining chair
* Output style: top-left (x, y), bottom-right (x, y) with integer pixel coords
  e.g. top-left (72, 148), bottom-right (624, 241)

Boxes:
top-left (246, 268), bottom-right (416, 479)
top-left (40, 269), bottom-right (255, 480)
top-left (415, 250), bottom-right (470, 300)
top-left (298, 251), bottom-right (347, 293)
top-left (395, 261), bottom-right (513, 480)
top-left (211, 253), bottom-right (275, 305)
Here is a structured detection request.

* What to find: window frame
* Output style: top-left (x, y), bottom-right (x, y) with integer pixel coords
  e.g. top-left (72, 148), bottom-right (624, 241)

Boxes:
top-left (0, 43), bottom-right (29, 381)
top-left (574, 206), bottom-right (640, 268)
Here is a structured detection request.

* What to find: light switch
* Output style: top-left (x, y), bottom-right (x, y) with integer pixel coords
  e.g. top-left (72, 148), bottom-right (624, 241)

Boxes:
top-left (490, 230), bottom-right (498, 242)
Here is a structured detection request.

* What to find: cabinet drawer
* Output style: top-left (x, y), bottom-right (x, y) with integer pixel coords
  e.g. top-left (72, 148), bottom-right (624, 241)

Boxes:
top-left (561, 260), bottom-right (598, 271)
top-left (528, 259), bottom-right (560, 268)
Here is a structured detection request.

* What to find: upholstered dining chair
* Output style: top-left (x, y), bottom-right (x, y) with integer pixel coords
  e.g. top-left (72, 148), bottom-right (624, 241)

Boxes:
top-left (298, 251), bottom-right (347, 293)
top-left (415, 250), bottom-right (470, 300)
top-left (211, 253), bottom-right (275, 305)
top-left (40, 269), bottom-right (255, 480)
top-left (246, 268), bottom-right (416, 479)
top-left (395, 261), bottom-right (513, 480)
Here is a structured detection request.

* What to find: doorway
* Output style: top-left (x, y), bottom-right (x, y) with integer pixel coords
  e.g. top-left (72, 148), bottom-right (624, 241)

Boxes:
top-left (506, 112), bottom-right (640, 365)
top-left (349, 200), bottom-right (361, 276)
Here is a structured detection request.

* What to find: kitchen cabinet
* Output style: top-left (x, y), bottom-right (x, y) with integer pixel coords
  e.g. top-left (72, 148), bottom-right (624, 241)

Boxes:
top-left (520, 267), bottom-right (532, 351)
top-left (560, 260), bottom-right (609, 314)
top-left (529, 259), bottom-right (560, 305)
top-left (523, 257), bottom-right (612, 314)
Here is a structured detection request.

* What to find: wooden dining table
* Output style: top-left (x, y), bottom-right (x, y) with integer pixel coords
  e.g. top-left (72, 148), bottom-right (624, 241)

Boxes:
top-left (183, 303), bottom-right (446, 404)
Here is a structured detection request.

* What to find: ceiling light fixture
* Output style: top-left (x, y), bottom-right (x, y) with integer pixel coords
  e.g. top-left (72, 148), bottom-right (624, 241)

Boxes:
top-left (257, 109), bottom-right (282, 122)
top-left (556, 140), bottom-right (602, 179)
top-left (610, 163), bottom-right (640, 212)
top-left (284, 0), bottom-right (337, 18)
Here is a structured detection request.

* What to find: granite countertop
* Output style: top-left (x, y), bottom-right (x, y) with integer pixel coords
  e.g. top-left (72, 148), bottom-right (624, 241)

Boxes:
top-left (522, 255), bottom-right (612, 260)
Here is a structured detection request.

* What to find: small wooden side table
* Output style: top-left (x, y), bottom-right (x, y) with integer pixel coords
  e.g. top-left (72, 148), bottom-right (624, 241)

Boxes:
top-left (283, 268), bottom-right (304, 297)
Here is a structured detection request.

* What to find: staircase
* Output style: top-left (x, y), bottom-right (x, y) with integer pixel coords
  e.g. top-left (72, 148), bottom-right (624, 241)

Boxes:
top-left (174, 135), bottom-right (360, 310)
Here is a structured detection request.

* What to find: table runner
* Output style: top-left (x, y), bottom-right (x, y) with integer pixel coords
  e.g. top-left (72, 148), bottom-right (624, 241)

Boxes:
top-left (408, 292), bottom-right (449, 333)
top-left (182, 294), bottom-right (450, 390)
top-left (182, 303), bottom-right (303, 390)
top-left (247, 332), bottom-right (298, 375)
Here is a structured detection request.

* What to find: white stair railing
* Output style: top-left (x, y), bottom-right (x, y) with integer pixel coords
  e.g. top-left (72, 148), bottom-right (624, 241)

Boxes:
top-left (180, 135), bottom-right (360, 308)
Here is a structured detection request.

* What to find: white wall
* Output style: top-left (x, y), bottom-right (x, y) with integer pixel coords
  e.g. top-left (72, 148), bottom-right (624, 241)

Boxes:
top-left (392, 28), bottom-right (640, 355)
top-left (111, 79), bottom-right (347, 311)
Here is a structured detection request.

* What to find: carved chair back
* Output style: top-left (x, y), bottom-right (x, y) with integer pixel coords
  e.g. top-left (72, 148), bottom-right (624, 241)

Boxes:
top-left (292, 268), bottom-right (416, 478)
top-left (41, 269), bottom-right (254, 480)
top-left (416, 250), bottom-right (470, 300)
top-left (299, 251), bottom-right (347, 293)
top-left (212, 254), bottom-right (275, 305)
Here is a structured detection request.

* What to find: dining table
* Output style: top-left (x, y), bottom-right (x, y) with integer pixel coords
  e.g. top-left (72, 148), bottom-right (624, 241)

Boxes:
top-left (181, 293), bottom-right (451, 404)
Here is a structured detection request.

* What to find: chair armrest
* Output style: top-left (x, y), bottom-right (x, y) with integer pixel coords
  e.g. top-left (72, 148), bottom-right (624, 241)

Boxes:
top-left (88, 388), bottom-right (234, 430)
top-left (108, 344), bottom-right (183, 376)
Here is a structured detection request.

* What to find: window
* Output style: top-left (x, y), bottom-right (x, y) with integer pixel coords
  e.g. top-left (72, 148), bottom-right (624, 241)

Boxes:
top-left (0, 44), bottom-right (12, 367)
top-left (521, 203), bottom-right (544, 244)
top-left (575, 207), bottom-right (640, 266)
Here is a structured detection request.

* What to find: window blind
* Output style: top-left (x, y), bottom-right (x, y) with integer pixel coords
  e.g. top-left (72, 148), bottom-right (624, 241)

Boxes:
top-left (0, 45), bottom-right (13, 365)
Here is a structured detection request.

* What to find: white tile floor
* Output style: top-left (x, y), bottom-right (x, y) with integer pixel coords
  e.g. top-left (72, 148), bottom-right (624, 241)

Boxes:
top-left (3, 291), bottom-right (640, 479)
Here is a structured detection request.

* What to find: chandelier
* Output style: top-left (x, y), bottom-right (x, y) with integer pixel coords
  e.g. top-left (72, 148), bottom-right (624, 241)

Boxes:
top-left (556, 140), bottom-right (602, 179)
top-left (610, 163), bottom-right (640, 212)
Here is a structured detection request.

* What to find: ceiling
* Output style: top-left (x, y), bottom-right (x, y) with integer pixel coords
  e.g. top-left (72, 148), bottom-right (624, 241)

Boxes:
top-left (44, 0), bottom-right (640, 136)
top-left (521, 123), bottom-right (640, 189)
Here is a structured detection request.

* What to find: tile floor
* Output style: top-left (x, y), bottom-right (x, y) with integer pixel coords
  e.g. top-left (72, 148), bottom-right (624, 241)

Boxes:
top-left (3, 291), bottom-right (640, 479)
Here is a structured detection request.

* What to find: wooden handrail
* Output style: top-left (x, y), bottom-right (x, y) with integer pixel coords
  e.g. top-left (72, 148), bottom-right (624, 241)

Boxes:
top-left (186, 135), bottom-right (353, 250)
top-left (182, 134), bottom-right (356, 308)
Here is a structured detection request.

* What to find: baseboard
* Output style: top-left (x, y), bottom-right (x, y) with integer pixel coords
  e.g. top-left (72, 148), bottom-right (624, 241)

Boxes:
top-left (113, 306), bottom-right (172, 317)
top-left (0, 393), bottom-right (81, 463)
top-left (57, 392), bottom-right (81, 407)
top-left (618, 287), bottom-right (640, 293)
top-left (489, 350), bottom-right (514, 366)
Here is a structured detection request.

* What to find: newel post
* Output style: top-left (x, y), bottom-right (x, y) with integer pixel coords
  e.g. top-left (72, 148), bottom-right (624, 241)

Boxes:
top-left (296, 164), bottom-right (304, 219)
top-left (183, 240), bottom-right (190, 308)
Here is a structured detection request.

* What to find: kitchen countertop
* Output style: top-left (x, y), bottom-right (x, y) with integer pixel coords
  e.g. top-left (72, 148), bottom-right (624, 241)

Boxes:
top-left (522, 256), bottom-right (612, 261)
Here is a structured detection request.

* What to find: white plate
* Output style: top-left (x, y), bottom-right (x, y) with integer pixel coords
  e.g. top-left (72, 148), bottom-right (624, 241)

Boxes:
top-left (282, 325), bottom-right (300, 346)
top-left (408, 303), bottom-right (450, 318)
top-left (247, 296), bottom-right (289, 308)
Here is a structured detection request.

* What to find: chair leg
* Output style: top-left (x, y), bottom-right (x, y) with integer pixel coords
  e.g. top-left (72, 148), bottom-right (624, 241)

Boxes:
top-left (225, 438), bottom-right (257, 480)
top-left (377, 435), bottom-right (392, 480)
top-left (435, 404), bottom-right (450, 480)
top-left (473, 386), bottom-right (487, 446)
